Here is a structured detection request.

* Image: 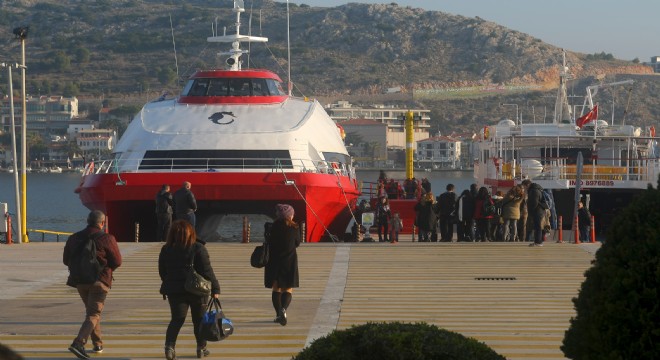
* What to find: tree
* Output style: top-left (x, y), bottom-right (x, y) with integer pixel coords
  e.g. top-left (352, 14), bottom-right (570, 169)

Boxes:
top-left (295, 322), bottom-right (506, 360)
top-left (561, 178), bottom-right (660, 359)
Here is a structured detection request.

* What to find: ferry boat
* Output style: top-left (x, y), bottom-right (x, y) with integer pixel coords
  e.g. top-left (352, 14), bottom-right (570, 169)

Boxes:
top-left (76, 0), bottom-right (360, 243)
top-left (474, 52), bottom-right (660, 235)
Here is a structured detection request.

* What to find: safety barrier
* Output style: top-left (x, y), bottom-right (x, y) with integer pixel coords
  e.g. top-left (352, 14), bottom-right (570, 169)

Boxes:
top-left (27, 229), bottom-right (73, 242)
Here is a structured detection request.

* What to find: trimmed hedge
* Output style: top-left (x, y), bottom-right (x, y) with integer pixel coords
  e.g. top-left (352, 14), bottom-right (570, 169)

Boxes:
top-left (294, 322), bottom-right (505, 360)
top-left (562, 179), bottom-right (660, 359)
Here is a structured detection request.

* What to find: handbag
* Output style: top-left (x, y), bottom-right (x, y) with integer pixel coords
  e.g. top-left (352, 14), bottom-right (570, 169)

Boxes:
top-left (250, 242), bottom-right (269, 268)
top-left (184, 249), bottom-right (211, 296)
top-left (199, 297), bottom-right (234, 342)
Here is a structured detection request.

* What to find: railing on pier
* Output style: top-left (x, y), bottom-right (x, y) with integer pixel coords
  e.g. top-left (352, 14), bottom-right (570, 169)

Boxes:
top-left (28, 229), bottom-right (72, 242)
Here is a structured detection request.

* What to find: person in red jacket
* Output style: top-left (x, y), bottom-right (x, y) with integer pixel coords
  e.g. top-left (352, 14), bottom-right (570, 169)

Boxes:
top-left (63, 210), bottom-right (122, 359)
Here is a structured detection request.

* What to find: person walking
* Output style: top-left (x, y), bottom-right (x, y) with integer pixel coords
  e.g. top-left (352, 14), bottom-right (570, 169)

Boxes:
top-left (174, 181), bottom-right (197, 227)
top-left (501, 185), bottom-right (524, 242)
top-left (155, 184), bottom-right (174, 242)
top-left (390, 212), bottom-right (403, 243)
top-left (437, 183), bottom-right (457, 242)
top-left (577, 200), bottom-right (592, 242)
top-left (159, 220), bottom-right (221, 360)
top-left (523, 179), bottom-right (549, 246)
top-left (474, 187), bottom-right (494, 242)
top-left (375, 196), bottom-right (392, 242)
top-left (63, 210), bottom-right (122, 359)
top-left (265, 204), bottom-right (301, 326)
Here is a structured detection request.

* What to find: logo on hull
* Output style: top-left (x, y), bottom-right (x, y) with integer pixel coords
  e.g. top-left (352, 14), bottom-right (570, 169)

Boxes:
top-left (209, 111), bottom-right (236, 125)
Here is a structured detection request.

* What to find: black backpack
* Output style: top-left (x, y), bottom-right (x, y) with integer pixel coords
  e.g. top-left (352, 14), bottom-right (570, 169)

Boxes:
top-left (70, 232), bottom-right (104, 285)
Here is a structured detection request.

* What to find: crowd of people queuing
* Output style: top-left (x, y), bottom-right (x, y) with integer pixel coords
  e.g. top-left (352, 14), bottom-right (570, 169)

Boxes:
top-left (371, 172), bottom-right (570, 245)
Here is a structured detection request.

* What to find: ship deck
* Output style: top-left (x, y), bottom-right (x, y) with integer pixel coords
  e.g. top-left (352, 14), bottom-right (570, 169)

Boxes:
top-left (0, 240), bottom-right (598, 360)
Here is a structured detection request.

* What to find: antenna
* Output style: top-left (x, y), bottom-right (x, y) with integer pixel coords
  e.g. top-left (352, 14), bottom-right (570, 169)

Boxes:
top-left (286, 0), bottom-right (291, 96)
top-left (169, 14), bottom-right (180, 85)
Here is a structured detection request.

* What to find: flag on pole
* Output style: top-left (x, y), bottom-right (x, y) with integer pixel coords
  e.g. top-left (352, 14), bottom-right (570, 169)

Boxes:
top-left (576, 105), bottom-right (598, 128)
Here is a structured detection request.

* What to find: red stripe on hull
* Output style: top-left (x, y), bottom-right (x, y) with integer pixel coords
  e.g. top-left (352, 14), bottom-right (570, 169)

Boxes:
top-left (77, 172), bottom-right (359, 243)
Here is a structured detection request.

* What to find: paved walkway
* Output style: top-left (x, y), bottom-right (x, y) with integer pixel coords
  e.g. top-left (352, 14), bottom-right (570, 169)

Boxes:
top-left (0, 240), bottom-right (599, 360)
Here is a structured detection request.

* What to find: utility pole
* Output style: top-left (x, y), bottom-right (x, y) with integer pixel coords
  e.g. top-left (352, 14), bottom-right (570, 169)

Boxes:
top-left (1, 63), bottom-right (23, 242)
top-left (14, 26), bottom-right (29, 243)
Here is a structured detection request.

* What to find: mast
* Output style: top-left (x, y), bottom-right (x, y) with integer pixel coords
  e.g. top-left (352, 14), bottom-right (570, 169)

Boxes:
top-left (207, 0), bottom-right (268, 71)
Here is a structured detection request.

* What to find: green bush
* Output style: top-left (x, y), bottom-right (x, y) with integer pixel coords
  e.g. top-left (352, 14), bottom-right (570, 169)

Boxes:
top-left (562, 180), bottom-right (660, 359)
top-left (294, 322), bottom-right (505, 360)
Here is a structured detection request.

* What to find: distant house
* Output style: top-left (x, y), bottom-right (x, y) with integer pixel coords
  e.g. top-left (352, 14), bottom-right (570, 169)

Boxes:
top-left (0, 95), bottom-right (79, 136)
top-left (647, 56), bottom-right (660, 73)
top-left (76, 129), bottom-right (116, 160)
top-left (416, 135), bottom-right (462, 169)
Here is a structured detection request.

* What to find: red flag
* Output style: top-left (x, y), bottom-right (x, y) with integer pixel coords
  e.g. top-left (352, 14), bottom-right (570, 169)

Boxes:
top-left (576, 105), bottom-right (598, 128)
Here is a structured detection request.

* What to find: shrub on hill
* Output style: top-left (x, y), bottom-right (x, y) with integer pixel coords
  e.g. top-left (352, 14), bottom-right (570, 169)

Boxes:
top-left (294, 322), bottom-right (506, 360)
top-left (561, 178), bottom-right (660, 359)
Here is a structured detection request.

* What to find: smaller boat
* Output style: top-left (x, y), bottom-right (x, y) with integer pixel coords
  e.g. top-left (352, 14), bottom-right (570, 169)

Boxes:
top-left (49, 166), bottom-right (63, 173)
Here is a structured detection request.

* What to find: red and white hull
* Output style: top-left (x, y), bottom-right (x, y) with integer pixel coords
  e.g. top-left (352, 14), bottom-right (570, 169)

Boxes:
top-left (78, 171), bottom-right (359, 243)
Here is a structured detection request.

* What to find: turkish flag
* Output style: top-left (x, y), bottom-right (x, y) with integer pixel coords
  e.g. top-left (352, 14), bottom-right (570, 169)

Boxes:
top-left (576, 105), bottom-right (598, 128)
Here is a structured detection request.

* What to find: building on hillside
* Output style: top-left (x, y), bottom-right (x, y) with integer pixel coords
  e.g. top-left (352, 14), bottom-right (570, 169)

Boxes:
top-left (0, 95), bottom-right (79, 136)
top-left (76, 129), bottom-right (116, 160)
top-left (67, 121), bottom-right (96, 139)
top-left (416, 135), bottom-right (462, 170)
top-left (326, 101), bottom-right (431, 151)
top-left (338, 118), bottom-right (388, 167)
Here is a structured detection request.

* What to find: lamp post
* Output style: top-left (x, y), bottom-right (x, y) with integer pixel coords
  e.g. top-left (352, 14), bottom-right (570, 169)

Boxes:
top-left (501, 103), bottom-right (519, 124)
top-left (1, 62), bottom-right (23, 242)
top-left (13, 26), bottom-right (29, 243)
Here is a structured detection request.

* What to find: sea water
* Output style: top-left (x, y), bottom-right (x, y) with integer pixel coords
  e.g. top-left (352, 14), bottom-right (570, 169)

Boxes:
top-left (0, 170), bottom-right (474, 242)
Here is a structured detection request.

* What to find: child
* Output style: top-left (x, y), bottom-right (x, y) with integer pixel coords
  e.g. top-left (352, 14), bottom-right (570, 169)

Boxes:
top-left (390, 213), bottom-right (403, 243)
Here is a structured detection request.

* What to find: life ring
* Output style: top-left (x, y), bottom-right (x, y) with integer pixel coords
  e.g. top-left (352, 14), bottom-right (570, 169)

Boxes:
top-left (484, 126), bottom-right (490, 139)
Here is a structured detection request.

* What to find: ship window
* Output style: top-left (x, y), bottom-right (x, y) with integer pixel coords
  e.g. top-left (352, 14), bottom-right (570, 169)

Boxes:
top-left (208, 78), bottom-right (230, 96)
top-left (139, 150), bottom-right (292, 170)
top-left (189, 79), bottom-right (210, 96)
top-left (230, 79), bottom-right (251, 96)
top-left (267, 79), bottom-right (286, 95)
top-left (251, 78), bottom-right (269, 96)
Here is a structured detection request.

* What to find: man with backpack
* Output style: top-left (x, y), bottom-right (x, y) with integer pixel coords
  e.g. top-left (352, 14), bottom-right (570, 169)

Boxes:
top-left (63, 210), bottom-right (122, 359)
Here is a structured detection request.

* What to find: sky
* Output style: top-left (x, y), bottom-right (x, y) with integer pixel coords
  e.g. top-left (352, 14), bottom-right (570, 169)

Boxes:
top-left (279, 0), bottom-right (659, 62)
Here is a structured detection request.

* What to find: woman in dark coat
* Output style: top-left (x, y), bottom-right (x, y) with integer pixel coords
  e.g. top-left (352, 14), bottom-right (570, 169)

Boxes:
top-left (265, 204), bottom-right (301, 326)
top-left (159, 220), bottom-right (221, 360)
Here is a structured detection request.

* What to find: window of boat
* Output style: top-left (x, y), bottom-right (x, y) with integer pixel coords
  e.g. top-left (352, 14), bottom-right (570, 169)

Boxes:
top-left (322, 152), bottom-right (350, 165)
top-left (229, 79), bottom-right (251, 96)
top-left (208, 78), bottom-right (230, 96)
top-left (266, 79), bottom-right (286, 96)
top-left (188, 79), bottom-right (210, 96)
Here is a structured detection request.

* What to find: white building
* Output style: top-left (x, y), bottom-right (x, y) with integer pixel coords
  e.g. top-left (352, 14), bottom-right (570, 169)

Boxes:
top-left (416, 135), bottom-right (462, 169)
top-left (76, 129), bottom-right (116, 159)
top-left (326, 101), bottom-right (431, 150)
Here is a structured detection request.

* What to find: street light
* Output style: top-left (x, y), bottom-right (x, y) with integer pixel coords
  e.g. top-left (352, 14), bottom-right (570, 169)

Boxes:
top-left (13, 25), bottom-right (29, 243)
top-left (501, 103), bottom-right (519, 124)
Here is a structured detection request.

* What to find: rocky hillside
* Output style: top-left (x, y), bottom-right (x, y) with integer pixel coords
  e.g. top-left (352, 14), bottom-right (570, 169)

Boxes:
top-left (0, 0), bottom-right (657, 133)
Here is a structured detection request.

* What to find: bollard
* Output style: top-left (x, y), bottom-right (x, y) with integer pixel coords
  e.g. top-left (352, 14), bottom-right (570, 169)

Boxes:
top-left (6, 214), bottom-right (12, 245)
top-left (242, 216), bottom-right (250, 243)
top-left (590, 215), bottom-right (596, 243)
top-left (412, 224), bottom-right (416, 242)
top-left (557, 216), bottom-right (563, 243)
top-left (134, 222), bottom-right (140, 242)
top-left (574, 216), bottom-right (581, 244)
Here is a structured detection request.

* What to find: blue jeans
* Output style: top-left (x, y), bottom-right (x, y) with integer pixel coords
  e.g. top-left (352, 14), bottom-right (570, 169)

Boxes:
top-left (177, 212), bottom-right (196, 227)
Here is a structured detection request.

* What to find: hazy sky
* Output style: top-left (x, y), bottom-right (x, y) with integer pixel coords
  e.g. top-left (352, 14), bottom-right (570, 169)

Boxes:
top-left (279, 0), bottom-right (659, 61)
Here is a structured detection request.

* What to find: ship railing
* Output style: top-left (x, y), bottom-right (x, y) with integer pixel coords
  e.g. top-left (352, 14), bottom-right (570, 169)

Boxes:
top-left (88, 157), bottom-right (354, 177)
top-left (496, 156), bottom-right (660, 183)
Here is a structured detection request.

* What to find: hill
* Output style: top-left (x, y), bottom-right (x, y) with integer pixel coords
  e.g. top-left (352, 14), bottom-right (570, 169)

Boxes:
top-left (0, 0), bottom-right (658, 134)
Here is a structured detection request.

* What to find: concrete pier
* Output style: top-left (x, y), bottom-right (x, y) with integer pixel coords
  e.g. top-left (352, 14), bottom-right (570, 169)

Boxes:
top-left (0, 241), bottom-right (599, 359)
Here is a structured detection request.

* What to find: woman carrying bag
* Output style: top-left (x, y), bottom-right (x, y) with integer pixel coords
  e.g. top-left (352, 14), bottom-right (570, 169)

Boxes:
top-left (159, 220), bottom-right (221, 359)
top-left (265, 204), bottom-right (301, 326)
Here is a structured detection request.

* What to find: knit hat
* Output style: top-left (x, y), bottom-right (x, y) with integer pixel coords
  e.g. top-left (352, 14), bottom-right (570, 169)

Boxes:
top-left (275, 204), bottom-right (294, 219)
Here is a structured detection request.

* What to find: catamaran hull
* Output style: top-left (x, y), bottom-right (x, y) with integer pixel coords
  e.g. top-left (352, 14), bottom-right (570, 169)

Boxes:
top-left (78, 171), bottom-right (359, 243)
